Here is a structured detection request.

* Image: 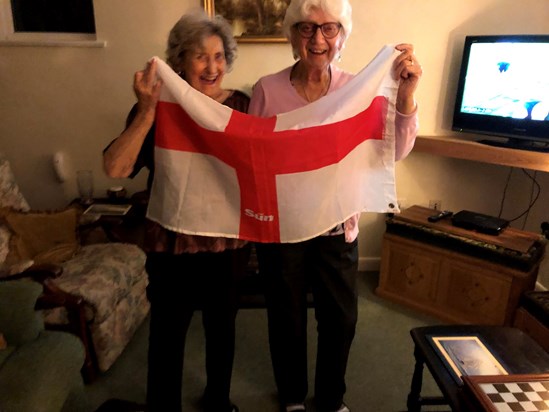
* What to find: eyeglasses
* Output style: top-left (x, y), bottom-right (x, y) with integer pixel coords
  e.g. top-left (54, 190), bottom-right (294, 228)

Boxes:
top-left (294, 22), bottom-right (341, 39)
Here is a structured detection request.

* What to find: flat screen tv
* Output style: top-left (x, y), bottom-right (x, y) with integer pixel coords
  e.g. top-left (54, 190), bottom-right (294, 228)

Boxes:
top-left (452, 34), bottom-right (549, 152)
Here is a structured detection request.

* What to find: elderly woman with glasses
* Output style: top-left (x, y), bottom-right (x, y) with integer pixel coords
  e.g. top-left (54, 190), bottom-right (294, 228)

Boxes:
top-left (248, 1), bottom-right (422, 411)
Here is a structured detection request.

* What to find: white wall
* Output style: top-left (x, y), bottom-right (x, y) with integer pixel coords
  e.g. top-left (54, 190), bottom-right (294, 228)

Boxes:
top-left (1, 0), bottom-right (548, 285)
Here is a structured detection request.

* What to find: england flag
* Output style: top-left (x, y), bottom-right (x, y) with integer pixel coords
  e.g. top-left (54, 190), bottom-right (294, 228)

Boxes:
top-left (147, 45), bottom-right (400, 243)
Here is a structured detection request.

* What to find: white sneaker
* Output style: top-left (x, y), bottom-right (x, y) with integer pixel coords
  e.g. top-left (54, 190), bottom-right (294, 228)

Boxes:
top-left (285, 404), bottom-right (306, 412)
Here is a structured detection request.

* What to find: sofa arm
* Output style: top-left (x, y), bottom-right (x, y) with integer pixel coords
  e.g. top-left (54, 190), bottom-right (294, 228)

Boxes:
top-left (0, 280), bottom-right (44, 346)
top-left (0, 265), bottom-right (97, 381)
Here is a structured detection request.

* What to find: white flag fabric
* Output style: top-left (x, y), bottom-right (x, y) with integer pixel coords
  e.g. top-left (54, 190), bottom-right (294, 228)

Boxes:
top-left (147, 45), bottom-right (400, 243)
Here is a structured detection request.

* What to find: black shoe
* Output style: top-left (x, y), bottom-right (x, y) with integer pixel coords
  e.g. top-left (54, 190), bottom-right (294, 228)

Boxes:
top-left (201, 396), bottom-right (239, 412)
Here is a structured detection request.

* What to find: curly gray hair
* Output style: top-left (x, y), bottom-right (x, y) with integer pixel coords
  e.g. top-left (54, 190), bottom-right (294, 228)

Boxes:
top-left (166, 10), bottom-right (237, 72)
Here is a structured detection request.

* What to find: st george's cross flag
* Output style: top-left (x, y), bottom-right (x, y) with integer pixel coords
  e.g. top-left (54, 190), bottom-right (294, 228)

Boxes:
top-left (147, 45), bottom-right (400, 243)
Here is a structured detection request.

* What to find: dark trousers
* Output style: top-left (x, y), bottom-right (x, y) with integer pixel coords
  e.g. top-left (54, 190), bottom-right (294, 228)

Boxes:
top-left (256, 235), bottom-right (358, 410)
top-left (145, 247), bottom-right (249, 412)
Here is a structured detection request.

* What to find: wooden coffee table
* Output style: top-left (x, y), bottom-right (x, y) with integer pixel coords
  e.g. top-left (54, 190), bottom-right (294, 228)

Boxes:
top-left (407, 325), bottom-right (549, 411)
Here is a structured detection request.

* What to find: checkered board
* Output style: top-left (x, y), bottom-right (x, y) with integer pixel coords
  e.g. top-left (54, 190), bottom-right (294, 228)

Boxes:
top-left (479, 381), bottom-right (549, 411)
top-left (463, 375), bottom-right (549, 412)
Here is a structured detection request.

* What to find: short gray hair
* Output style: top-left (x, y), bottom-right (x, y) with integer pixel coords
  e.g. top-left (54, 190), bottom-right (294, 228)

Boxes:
top-left (282, 0), bottom-right (353, 43)
top-left (166, 10), bottom-right (237, 72)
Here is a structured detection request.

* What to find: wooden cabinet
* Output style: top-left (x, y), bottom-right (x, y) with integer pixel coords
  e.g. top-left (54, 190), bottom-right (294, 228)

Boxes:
top-left (376, 206), bottom-right (545, 325)
top-left (513, 291), bottom-right (549, 352)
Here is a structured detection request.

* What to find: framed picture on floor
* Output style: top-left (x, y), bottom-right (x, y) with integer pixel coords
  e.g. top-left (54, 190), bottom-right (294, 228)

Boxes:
top-left (203, 0), bottom-right (289, 43)
top-left (429, 335), bottom-right (508, 384)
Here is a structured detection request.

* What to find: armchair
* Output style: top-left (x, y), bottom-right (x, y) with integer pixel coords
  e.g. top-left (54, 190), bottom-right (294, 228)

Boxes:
top-left (0, 153), bottom-right (150, 381)
top-left (0, 279), bottom-right (89, 412)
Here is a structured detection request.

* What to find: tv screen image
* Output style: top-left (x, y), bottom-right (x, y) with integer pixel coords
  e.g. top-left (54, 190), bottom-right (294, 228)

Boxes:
top-left (452, 35), bottom-right (549, 152)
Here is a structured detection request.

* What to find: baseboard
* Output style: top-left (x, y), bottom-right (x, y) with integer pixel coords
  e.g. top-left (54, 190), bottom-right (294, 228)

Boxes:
top-left (359, 257), bottom-right (380, 272)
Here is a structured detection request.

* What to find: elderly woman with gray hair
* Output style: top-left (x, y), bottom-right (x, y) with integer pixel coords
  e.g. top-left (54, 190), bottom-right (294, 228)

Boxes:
top-left (104, 10), bottom-right (249, 412)
top-left (248, 0), bottom-right (422, 411)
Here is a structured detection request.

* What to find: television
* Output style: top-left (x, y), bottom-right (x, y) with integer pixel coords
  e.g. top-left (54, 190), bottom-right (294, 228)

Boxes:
top-left (452, 34), bottom-right (549, 152)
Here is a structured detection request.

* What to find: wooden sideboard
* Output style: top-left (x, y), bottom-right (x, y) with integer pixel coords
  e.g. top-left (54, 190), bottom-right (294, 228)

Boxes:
top-left (376, 205), bottom-right (546, 325)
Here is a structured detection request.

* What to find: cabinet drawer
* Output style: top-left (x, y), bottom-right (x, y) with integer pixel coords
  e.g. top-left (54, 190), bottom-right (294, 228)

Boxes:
top-left (440, 261), bottom-right (512, 324)
top-left (379, 237), bottom-right (440, 303)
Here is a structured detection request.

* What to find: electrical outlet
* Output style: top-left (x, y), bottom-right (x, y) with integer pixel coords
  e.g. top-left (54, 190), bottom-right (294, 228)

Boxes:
top-left (429, 199), bottom-right (442, 210)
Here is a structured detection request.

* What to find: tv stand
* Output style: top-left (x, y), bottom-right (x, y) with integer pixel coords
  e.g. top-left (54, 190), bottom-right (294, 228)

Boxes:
top-left (477, 138), bottom-right (549, 153)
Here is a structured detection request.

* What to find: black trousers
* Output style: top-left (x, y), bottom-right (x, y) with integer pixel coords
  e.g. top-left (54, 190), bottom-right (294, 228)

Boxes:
top-left (145, 247), bottom-right (249, 412)
top-left (256, 235), bottom-right (358, 410)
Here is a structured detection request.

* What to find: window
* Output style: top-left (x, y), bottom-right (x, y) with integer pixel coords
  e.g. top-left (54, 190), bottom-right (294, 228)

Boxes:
top-left (11, 0), bottom-right (95, 33)
top-left (0, 0), bottom-right (105, 47)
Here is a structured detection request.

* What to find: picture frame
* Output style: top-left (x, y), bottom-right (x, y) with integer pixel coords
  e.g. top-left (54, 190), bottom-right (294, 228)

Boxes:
top-left (429, 335), bottom-right (508, 384)
top-left (463, 374), bottom-right (549, 412)
top-left (203, 0), bottom-right (289, 43)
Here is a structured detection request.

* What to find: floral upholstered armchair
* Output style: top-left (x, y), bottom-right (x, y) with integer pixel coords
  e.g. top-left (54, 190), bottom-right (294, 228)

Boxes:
top-left (0, 153), bottom-right (150, 381)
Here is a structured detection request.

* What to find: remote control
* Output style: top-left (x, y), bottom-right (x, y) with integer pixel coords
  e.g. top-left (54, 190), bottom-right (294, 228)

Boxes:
top-left (428, 210), bottom-right (453, 222)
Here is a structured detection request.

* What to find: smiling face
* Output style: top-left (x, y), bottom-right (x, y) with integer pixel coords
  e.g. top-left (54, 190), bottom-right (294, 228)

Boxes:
top-left (180, 34), bottom-right (227, 99)
top-left (291, 7), bottom-right (344, 71)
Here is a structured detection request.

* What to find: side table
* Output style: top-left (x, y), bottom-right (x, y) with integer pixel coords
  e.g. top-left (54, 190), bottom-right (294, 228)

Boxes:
top-left (72, 198), bottom-right (147, 248)
top-left (407, 325), bottom-right (549, 411)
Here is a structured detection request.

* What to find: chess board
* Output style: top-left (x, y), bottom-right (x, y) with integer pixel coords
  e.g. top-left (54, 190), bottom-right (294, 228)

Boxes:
top-left (463, 374), bottom-right (549, 411)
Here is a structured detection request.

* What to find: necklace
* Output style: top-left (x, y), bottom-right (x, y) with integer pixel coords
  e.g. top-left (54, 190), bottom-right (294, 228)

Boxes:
top-left (301, 80), bottom-right (330, 103)
top-left (291, 66), bottom-right (332, 103)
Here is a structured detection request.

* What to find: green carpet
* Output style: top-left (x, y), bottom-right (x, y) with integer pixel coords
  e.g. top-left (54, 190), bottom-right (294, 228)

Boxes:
top-left (85, 272), bottom-right (449, 411)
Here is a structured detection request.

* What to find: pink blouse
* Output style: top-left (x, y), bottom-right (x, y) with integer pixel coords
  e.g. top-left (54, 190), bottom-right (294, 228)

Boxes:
top-left (249, 64), bottom-right (419, 243)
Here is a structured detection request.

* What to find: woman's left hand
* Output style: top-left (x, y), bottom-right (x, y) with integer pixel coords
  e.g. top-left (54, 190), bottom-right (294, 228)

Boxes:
top-left (393, 43), bottom-right (423, 114)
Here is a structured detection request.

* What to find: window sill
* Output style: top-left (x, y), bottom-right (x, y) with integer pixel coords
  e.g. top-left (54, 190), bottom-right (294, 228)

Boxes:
top-left (0, 38), bottom-right (106, 47)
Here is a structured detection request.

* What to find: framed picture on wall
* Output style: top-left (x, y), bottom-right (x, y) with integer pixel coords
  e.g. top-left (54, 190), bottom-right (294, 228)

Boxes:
top-left (203, 0), bottom-right (289, 43)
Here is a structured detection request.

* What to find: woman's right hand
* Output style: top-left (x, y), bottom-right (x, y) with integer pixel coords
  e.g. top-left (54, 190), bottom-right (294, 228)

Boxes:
top-left (134, 59), bottom-right (163, 116)
top-left (103, 59), bottom-right (163, 178)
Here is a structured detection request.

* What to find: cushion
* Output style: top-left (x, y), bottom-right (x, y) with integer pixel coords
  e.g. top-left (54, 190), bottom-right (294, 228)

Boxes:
top-left (0, 153), bottom-right (30, 266)
top-left (0, 207), bottom-right (80, 266)
top-left (0, 225), bottom-right (10, 265)
top-left (0, 154), bottom-right (30, 212)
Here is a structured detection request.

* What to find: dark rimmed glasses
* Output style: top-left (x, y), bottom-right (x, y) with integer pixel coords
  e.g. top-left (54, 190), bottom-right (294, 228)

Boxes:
top-left (294, 22), bottom-right (342, 39)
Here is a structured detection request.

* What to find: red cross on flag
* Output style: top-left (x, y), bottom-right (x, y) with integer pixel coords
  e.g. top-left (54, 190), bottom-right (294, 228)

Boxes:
top-left (147, 45), bottom-right (400, 243)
